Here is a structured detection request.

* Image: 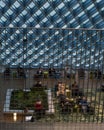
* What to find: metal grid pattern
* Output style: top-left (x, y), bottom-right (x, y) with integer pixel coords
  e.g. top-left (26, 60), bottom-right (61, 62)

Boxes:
top-left (0, 0), bottom-right (104, 68)
top-left (0, 28), bottom-right (104, 68)
top-left (1, 1), bottom-right (104, 129)
top-left (0, 28), bottom-right (104, 124)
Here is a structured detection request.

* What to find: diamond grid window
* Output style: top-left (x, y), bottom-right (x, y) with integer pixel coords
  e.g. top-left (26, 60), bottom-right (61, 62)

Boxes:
top-left (0, 0), bottom-right (104, 68)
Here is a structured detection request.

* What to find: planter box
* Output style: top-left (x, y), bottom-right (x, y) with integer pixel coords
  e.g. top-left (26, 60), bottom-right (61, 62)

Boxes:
top-left (4, 89), bottom-right (54, 114)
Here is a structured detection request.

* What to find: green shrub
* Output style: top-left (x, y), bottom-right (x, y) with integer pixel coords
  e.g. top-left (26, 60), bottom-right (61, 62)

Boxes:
top-left (10, 89), bottom-right (48, 110)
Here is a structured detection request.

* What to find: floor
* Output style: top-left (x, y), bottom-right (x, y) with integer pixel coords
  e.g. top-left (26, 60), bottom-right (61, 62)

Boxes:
top-left (0, 122), bottom-right (104, 130)
top-left (0, 69), bottom-right (104, 129)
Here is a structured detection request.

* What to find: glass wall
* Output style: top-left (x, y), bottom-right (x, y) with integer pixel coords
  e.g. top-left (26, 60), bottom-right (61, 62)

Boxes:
top-left (0, 28), bottom-right (104, 130)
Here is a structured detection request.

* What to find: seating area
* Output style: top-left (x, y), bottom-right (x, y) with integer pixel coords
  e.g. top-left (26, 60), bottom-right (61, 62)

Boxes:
top-left (33, 67), bottom-right (63, 79)
top-left (53, 82), bottom-right (95, 120)
top-left (1, 67), bottom-right (104, 122)
top-left (3, 67), bottom-right (26, 79)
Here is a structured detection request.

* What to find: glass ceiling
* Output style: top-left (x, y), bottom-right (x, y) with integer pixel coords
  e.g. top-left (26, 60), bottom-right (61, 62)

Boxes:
top-left (0, 0), bottom-right (104, 68)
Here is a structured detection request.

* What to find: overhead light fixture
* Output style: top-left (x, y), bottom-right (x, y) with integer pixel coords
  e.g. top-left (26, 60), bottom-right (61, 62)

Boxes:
top-left (23, 36), bottom-right (27, 42)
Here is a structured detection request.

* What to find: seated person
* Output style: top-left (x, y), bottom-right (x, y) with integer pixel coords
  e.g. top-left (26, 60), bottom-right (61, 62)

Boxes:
top-left (17, 67), bottom-right (26, 77)
top-left (58, 94), bottom-right (72, 114)
top-left (59, 83), bottom-right (65, 91)
top-left (71, 81), bottom-right (79, 97)
top-left (34, 99), bottom-right (45, 119)
top-left (54, 82), bottom-right (62, 97)
top-left (33, 81), bottom-right (42, 87)
top-left (57, 89), bottom-right (65, 98)
top-left (71, 81), bottom-right (83, 97)
top-left (56, 83), bottom-right (65, 97)
top-left (36, 68), bottom-right (43, 77)
top-left (79, 97), bottom-right (88, 114)
top-left (4, 67), bottom-right (11, 77)
top-left (76, 96), bottom-right (82, 105)
top-left (31, 81), bottom-right (46, 91)
top-left (48, 68), bottom-right (56, 76)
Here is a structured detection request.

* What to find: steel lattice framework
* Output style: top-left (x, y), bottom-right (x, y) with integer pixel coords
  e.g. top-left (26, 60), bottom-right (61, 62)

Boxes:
top-left (0, 0), bottom-right (104, 68)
